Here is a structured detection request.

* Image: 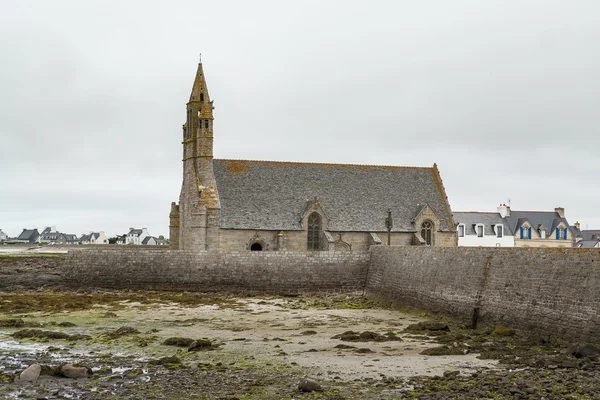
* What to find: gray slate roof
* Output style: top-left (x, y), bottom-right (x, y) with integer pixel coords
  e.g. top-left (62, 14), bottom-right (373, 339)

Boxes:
top-left (17, 229), bottom-right (39, 241)
top-left (575, 240), bottom-right (600, 248)
top-left (505, 211), bottom-right (572, 237)
top-left (582, 230), bottom-right (600, 241)
top-left (453, 212), bottom-right (513, 236)
top-left (128, 229), bottom-right (143, 236)
top-left (213, 159), bottom-right (455, 232)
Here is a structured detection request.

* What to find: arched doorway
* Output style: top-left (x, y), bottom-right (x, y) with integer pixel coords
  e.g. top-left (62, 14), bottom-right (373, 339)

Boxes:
top-left (250, 242), bottom-right (263, 251)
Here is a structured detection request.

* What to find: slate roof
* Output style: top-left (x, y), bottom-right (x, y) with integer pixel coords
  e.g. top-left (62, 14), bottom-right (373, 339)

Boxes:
top-left (17, 229), bottom-right (39, 241)
top-left (582, 230), bottom-right (600, 241)
top-left (213, 159), bottom-right (455, 232)
top-left (80, 234), bottom-right (91, 242)
top-left (453, 212), bottom-right (513, 236)
top-left (575, 240), bottom-right (600, 248)
top-left (142, 236), bottom-right (156, 245)
top-left (505, 211), bottom-right (572, 237)
top-left (128, 229), bottom-right (143, 236)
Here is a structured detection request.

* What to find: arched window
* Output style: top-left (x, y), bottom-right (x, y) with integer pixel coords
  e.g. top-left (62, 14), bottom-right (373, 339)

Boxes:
top-left (250, 242), bottom-right (263, 251)
top-left (421, 220), bottom-right (433, 246)
top-left (307, 212), bottom-right (322, 250)
top-left (200, 93), bottom-right (204, 102)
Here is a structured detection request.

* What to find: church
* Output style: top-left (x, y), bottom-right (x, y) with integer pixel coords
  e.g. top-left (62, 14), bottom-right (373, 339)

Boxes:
top-left (169, 62), bottom-right (457, 251)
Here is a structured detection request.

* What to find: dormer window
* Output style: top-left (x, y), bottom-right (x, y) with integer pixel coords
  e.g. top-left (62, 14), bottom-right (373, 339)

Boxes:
top-left (496, 225), bottom-right (503, 238)
top-left (457, 224), bottom-right (465, 237)
top-left (200, 93), bottom-right (204, 102)
top-left (540, 229), bottom-right (546, 239)
top-left (520, 226), bottom-right (532, 239)
top-left (476, 225), bottom-right (484, 238)
top-left (556, 227), bottom-right (568, 240)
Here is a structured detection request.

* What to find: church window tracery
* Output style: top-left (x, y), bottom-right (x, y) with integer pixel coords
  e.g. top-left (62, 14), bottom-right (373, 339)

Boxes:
top-left (307, 212), bottom-right (322, 250)
top-left (421, 220), bottom-right (433, 246)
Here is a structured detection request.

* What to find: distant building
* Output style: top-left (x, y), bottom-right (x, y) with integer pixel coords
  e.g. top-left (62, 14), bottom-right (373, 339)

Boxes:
top-left (499, 205), bottom-right (579, 248)
top-left (116, 235), bottom-right (127, 245)
top-left (141, 236), bottom-right (158, 245)
top-left (578, 229), bottom-right (600, 248)
top-left (16, 229), bottom-right (40, 243)
top-left (126, 228), bottom-right (150, 245)
top-left (39, 227), bottom-right (78, 244)
top-left (80, 232), bottom-right (108, 245)
top-left (454, 212), bottom-right (514, 247)
top-left (0, 229), bottom-right (8, 242)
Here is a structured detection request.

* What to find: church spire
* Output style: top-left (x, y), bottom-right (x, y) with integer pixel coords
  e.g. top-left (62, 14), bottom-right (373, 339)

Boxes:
top-left (189, 62), bottom-right (211, 104)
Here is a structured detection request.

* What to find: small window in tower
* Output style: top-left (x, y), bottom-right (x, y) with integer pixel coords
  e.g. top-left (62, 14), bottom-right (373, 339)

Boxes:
top-left (200, 93), bottom-right (204, 102)
top-left (204, 120), bottom-right (209, 129)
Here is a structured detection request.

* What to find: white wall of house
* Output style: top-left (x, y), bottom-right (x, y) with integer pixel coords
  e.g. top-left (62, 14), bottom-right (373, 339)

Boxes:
top-left (457, 224), bottom-right (515, 247)
top-left (126, 228), bottom-right (150, 245)
top-left (90, 231), bottom-right (108, 245)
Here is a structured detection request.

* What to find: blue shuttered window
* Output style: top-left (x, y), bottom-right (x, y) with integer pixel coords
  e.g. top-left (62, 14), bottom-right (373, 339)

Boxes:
top-left (528, 227), bottom-right (532, 239)
top-left (564, 228), bottom-right (568, 240)
top-left (520, 227), bottom-right (524, 239)
top-left (556, 228), bottom-right (560, 240)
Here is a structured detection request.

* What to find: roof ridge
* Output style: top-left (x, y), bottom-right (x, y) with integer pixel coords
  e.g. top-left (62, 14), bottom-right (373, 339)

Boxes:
top-left (454, 211), bottom-right (501, 214)
top-left (215, 158), bottom-right (433, 170)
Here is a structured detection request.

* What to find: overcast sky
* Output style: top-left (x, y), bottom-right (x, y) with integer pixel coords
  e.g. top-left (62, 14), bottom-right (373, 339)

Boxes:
top-left (1, 1), bottom-right (599, 238)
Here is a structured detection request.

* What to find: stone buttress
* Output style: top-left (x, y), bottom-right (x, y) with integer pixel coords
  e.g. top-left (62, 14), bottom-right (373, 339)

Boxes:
top-left (170, 63), bottom-right (221, 250)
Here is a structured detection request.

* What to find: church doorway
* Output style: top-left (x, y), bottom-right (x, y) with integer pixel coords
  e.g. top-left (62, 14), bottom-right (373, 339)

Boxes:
top-left (250, 242), bottom-right (263, 251)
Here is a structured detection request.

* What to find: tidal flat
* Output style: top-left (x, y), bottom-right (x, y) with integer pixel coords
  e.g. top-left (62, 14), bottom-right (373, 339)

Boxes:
top-left (0, 291), bottom-right (598, 399)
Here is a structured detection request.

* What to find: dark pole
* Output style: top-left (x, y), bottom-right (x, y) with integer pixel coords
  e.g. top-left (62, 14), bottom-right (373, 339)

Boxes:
top-left (385, 209), bottom-right (393, 246)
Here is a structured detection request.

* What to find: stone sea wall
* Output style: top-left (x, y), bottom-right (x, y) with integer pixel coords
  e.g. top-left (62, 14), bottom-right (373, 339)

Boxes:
top-left (366, 246), bottom-right (600, 342)
top-left (62, 249), bottom-right (370, 293)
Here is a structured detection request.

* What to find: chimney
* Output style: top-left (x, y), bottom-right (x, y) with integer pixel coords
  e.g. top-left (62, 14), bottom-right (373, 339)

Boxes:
top-left (575, 221), bottom-right (580, 230)
top-left (555, 207), bottom-right (565, 218)
top-left (51, 225), bottom-right (56, 232)
top-left (497, 203), bottom-right (510, 218)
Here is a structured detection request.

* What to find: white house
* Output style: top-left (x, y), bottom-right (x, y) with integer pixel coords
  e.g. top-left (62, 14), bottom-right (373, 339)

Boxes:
top-left (126, 228), bottom-right (150, 245)
top-left (0, 229), bottom-right (8, 242)
top-left (454, 211), bottom-right (515, 247)
top-left (80, 231), bottom-right (108, 245)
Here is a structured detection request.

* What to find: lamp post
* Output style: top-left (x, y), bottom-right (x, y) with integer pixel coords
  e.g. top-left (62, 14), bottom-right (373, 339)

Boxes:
top-left (385, 209), bottom-right (393, 246)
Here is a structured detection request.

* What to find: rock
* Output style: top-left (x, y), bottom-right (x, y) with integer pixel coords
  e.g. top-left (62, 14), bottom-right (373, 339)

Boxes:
top-left (103, 326), bottom-right (140, 339)
top-left (12, 329), bottom-right (87, 341)
top-left (568, 343), bottom-right (599, 360)
top-left (188, 339), bottom-right (215, 351)
top-left (404, 322), bottom-right (450, 333)
top-left (0, 318), bottom-right (25, 328)
top-left (17, 364), bottom-right (41, 381)
top-left (300, 330), bottom-right (317, 335)
top-left (298, 379), bottom-right (323, 392)
top-left (57, 321), bottom-right (76, 327)
top-left (61, 363), bottom-right (92, 379)
top-left (164, 337), bottom-right (195, 347)
top-left (149, 356), bottom-right (182, 366)
top-left (443, 370), bottom-right (460, 378)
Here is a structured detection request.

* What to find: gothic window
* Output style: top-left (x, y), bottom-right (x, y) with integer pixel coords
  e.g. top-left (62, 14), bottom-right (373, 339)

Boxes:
top-left (204, 120), bottom-right (209, 129)
top-left (200, 93), bottom-right (204, 102)
top-left (421, 220), bottom-right (433, 246)
top-left (307, 212), bottom-right (322, 250)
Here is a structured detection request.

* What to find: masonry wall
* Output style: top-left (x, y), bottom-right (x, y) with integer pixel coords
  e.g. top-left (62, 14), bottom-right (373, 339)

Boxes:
top-left (366, 246), bottom-right (600, 342)
top-left (63, 249), bottom-right (370, 293)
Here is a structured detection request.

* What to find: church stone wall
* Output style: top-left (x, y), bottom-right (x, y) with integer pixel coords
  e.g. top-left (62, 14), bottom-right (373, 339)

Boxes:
top-left (215, 230), bottom-right (455, 252)
top-left (366, 246), bottom-right (600, 343)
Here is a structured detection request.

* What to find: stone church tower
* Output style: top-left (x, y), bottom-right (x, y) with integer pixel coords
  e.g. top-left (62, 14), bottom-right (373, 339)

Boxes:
top-left (170, 62), bottom-right (220, 250)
